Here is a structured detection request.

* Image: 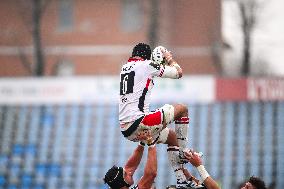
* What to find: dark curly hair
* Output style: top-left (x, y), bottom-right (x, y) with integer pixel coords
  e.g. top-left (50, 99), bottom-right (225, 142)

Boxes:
top-left (248, 176), bottom-right (267, 189)
top-left (131, 43), bottom-right (152, 60)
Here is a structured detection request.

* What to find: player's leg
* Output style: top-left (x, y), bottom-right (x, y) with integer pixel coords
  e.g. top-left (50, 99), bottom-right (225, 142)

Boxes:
top-left (159, 129), bottom-right (188, 184)
top-left (160, 104), bottom-right (205, 188)
top-left (172, 103), bottom-right (189, 151)
top-left (160, 103), bottom-right (189, 159)
top-left (159, 129), bottom-right (205, 189)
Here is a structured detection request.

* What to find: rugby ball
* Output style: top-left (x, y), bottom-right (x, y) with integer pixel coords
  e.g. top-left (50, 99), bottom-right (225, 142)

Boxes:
top-left (151, 46), bottom-right (167, 65)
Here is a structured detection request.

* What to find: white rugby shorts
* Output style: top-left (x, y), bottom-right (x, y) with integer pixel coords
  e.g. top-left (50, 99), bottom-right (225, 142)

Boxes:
top-left (121, 104), bottom-right (174, 144)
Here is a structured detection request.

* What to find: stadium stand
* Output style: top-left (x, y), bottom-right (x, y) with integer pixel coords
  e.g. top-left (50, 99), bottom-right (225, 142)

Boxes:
top-left (0, 102), bottom-right (283, 189)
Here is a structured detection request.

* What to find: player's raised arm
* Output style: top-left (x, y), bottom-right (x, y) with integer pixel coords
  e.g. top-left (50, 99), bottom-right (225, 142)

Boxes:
top-left (151, 46), bottom-right (182, 79)
top-left (137, 144), bottom-right (157, 189)
top-left (163, 49), bottom-right (182, 78)
top-left (184, 150), bottom-right (221, 189)
top-left (124, 144), bottom-right (145, 178)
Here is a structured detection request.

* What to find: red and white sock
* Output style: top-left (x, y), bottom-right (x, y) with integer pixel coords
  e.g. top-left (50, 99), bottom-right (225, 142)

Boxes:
top-left (175, 117), bottom-right (189, 150)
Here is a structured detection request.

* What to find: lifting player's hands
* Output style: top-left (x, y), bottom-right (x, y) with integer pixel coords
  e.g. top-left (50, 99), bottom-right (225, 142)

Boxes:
top-left (184, 149), bottom-right (203, 167)
top-left (137, 129), bottom-right (157, 147)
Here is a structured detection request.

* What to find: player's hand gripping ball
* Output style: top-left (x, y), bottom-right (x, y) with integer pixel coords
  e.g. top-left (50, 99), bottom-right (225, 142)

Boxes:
top-left (151, 46), bottom-right (168, 65)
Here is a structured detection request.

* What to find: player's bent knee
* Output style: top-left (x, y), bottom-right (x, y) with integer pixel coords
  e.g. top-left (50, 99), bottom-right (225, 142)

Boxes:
top-left (177, 103), bottom-right (188, 113)
top-left (173, 103), bottom-right (188, 118)
top-left (160, 104), bottom-right (175, 124)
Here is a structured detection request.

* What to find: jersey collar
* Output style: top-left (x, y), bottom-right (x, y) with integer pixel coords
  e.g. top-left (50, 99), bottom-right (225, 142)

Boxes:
top-left (128, 57), bottom-right (144, 62)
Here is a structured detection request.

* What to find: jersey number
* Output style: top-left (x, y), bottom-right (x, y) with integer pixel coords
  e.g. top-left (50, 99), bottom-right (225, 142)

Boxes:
top-left (120, 71), bottom-right (135, 95)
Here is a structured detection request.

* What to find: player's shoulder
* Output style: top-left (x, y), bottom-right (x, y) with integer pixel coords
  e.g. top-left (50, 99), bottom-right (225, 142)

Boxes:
top-left (120, 61), bottom-right (135, 73)
top-left (147, 60), bottom-right (161, 71)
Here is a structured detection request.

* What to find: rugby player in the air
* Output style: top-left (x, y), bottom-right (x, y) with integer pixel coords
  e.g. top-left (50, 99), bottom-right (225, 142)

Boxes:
top-left (118, 43), bottom-right (204, 189)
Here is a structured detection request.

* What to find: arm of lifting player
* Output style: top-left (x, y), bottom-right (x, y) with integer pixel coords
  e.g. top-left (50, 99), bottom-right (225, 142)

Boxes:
top-left (182, 168), bottom-right (201, 185)
top-left (124, 144), bottom-right (145, 177)
top-left (137, 145), bottom-right (157, 189)
top-left (185, 151), bottom-right (221, 189)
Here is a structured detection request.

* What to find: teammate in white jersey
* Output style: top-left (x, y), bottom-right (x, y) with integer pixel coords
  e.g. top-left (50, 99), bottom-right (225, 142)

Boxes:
top-left (118, 43), bottom-right (204, 189)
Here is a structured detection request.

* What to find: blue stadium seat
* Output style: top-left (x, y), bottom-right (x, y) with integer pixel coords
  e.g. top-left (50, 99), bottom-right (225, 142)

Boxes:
top-left (35, 163), bottom-right (47, 176)
top-left (38, 106), bottom-right (54, 162)
top-left (23, 155), bottom-right (34, 173)
top-left (33, 184), bottom-right (44, 189)
top-left (47, 176), bottom-right (59, 189)
top-left (51, 105), bottom-right (66, 162)
top-left (61, 164), bottom-right (73, 183)
top-left (21, 173), bottom-right (32, 187)
top-left (236, 102), bottom-right (247, 182)
top-left (15, 106), bottom-right (27, 145)
top-left (222, 103), bottom-right (234, 189)
top-left (197, 104), bottom-right (208, 157)
top-left (250, 103), bottom-right (261, 176)
top-left (0, 154), bottom-right (8, 167)
top-left (74, 104), bottom-right (92, 188)
top-left (276, 102), bottom-right (284, 188)
top-left (10, 163), bottom-right (20, 176)
top-left (104, 106), bottom-right (117, 170)
top-left (263, 103), bottom-right (273, 185)
top-left (12, 144), bottom-right (24, 156)
top-left (7, 185), bottom-right (17, 189)
top-left (93, 105), bottom-right (105, 178)
top-left (65, 105), bottom-right (80, 165)
top-left (25, 144), bottom-right (37, 155)
top-left (210, 103), bottom-right (221, 177)
top-left (1, 107), bottom-right (16, 154)
top-left (27, 106), bottom-right (40, 145)
top-left (41, 106), bottom-right (54, 127)
top-left (0, 175), bottom-right (6, 186)
top-left (48, 164), bottom-right (61, 176)
top-left (0, 101), bottom-right (282, 189)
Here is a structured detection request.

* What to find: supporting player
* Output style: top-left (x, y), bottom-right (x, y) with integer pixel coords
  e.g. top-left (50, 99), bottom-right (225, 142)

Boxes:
top-left (167, 149), bottom-right (267, 189)
top-left (104, 141), bottom-right (157, 189)
top-left (119, 43), bottom-right (204, 189)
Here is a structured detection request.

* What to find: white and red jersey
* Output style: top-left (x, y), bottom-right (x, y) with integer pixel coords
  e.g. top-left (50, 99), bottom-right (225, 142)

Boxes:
top-left (119, 57), bottom-right (179, 124)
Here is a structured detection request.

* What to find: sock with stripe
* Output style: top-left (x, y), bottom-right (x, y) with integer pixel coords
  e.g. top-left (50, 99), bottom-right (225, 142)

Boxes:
top-left (175, 116), bottom-right (189, 150)
top-left (167, 146), bottom-right (187, 183)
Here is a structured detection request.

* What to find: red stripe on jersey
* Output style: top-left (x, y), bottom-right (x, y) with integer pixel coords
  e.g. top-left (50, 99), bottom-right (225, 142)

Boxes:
top-left (145, 78), bottom-right (151, 89)
top-left (159, 68), bottom-right (164, 77)
top-left (142, 111), bottom-right (162, 126)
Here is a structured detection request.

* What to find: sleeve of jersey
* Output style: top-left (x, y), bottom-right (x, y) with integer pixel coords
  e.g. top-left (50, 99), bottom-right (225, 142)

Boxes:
top-left (147, 62), bottom-right (163, 77)
top-left (147, 62), bottom-right (179, 79)
top-left (159, 65), bottom-right (179, 79)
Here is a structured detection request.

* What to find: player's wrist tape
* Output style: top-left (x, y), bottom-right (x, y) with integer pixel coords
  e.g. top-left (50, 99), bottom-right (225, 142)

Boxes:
top-left (197, 165), bottom-right (210, 182)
